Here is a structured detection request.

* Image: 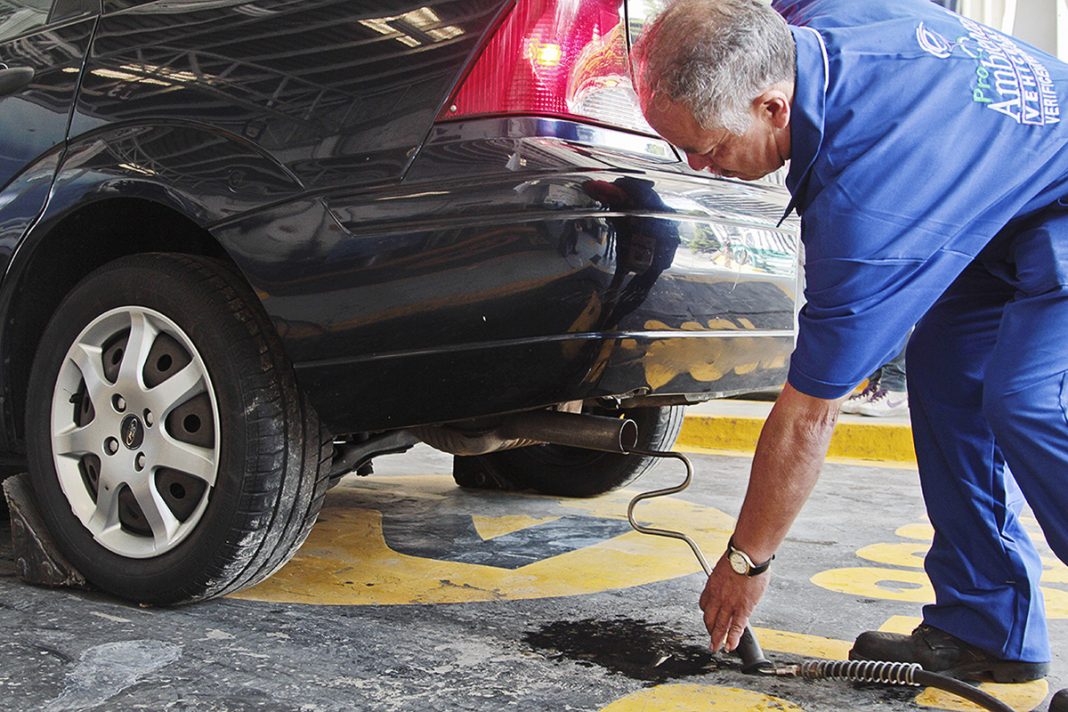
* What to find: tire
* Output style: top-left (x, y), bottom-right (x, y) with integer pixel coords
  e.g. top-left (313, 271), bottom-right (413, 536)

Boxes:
top-left (453, 405), bottom-right (685, 497)
top-left (26, 253), bottom-right (331, 605)
top-left (0, 478), bottom-right (8, 521)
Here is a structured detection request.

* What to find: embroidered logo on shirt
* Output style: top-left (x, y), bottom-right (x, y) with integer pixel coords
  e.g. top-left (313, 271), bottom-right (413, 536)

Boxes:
top-left (916, 22), bottom-right (953, 59)
top-left (915, 18), bottom-right (1061, 127)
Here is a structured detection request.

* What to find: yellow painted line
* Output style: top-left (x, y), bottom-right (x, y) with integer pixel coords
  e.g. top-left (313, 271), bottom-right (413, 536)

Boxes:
top-left (750, 627), bottom-right (851, 660)
top-left (675, 443), bottom-right (919, 470)
top-left (678, 414), bottom-right (917, 464)
top-left (916, 681), bottom-right (1049, 712)
top-left (234, 476), bottom-right (737, 606)
top-left (878, 614), bottom-right (922, 634)
top-left (856, 542), bottom-right (928, 569)
top-left (600, 684), bottom-right (804, 711)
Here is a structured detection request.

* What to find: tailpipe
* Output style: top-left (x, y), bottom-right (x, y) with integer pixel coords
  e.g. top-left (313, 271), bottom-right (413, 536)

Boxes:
top-left (414, 410), bottom-right (639, 456)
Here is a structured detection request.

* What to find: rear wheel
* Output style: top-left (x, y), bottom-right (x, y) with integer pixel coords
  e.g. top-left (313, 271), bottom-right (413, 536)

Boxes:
top-left (26, 253), bottom-right (330, 604)
top-left (453, 405), bottom-right (684, 497)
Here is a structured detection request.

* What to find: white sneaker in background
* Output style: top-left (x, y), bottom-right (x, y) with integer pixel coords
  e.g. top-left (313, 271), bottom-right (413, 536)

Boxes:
top-left (840, 383), bottom-right (878, 414)
top-left (855, 388), bottom-right (908, 417)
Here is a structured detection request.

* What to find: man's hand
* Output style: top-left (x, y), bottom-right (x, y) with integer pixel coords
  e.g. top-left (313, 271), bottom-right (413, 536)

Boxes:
top-left (696, 383), bottom-right (840, 652)
top-left (699, 553), bottom-right (770, 652)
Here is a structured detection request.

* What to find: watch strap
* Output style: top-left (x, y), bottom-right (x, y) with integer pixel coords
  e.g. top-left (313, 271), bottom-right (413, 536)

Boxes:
top-left (727, 536), bottom-right (774, 576)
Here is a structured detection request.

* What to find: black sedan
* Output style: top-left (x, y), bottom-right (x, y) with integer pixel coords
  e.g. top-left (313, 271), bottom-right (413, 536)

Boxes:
top-left (0, 0), bottom-right (799, 604)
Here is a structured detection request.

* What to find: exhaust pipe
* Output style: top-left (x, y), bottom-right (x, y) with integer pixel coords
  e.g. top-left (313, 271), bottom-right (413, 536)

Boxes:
top-left (414, 410), bottom-right (639, 456)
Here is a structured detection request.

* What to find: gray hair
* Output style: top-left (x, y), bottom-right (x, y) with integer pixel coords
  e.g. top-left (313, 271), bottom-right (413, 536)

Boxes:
top-left (633, 0), bottom-right (796, 134)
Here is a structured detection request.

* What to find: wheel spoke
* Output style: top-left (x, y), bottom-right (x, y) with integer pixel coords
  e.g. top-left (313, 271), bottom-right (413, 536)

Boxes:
top-left (68, 343), bottom-right (110, 404)
top-left (156, 435), bottom-right (216, 486)
top-left (117, 311), bottom-right (158, 390)
top-left (87, 478), bottom-right (121, 534)
top-left (148, 362), bottom-right (206, 416)
top-left (53, 421), bottom-right (104, 458)
top-left (130, 477), bottom-right (180, 549)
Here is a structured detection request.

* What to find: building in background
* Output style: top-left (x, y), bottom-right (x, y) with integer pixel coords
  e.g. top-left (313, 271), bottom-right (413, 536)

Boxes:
top-left (950, 0), bottom-right (1068, 61)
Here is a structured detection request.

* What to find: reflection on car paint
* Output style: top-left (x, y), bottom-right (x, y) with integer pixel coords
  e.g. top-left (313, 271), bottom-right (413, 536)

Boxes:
top-left (1, 0), bottom-right (801, 446)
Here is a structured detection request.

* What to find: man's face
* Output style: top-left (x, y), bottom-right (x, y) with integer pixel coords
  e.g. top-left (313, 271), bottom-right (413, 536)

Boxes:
top-left (644, 96), bottom-right (788, 181)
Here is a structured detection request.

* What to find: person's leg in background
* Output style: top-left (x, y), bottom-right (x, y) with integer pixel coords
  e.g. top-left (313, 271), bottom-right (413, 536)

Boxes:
top-left (841, 342), bottom-right (909, 416)
top-left (875, 346), bottom-right (906, 392)
top-left (854, 343), bottom-right (909, 417)
top-left (839, 370), bottom-right (881, 414)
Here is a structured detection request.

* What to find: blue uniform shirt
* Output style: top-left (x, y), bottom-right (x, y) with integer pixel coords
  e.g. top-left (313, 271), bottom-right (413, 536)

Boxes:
top-left (772, 0), bottom-right (1068, 399)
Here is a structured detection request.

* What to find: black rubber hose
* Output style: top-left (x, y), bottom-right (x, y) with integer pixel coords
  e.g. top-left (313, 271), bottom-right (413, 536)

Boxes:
top-left (913, 671), bottom-right (1016, 712)
top-left (791, 659), bottom-right (1015, 712)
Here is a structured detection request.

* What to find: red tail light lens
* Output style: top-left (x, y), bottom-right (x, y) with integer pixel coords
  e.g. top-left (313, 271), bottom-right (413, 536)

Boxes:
top-left (439, 0), bottom-right (654, 134)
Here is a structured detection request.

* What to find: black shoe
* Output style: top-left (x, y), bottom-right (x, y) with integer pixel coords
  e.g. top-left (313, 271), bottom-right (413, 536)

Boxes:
top-left (849, 624), bottom-right (1049, 683)
top-left (1050, 688), bottom-right (1068, 712)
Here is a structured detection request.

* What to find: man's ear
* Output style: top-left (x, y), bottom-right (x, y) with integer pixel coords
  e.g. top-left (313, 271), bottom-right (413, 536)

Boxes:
top-left (754, 87), bottom-right (792, 130)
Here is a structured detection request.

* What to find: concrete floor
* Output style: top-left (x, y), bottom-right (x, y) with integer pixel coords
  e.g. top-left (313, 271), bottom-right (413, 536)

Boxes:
top-left (1, 445), bottom-right (1064, 711)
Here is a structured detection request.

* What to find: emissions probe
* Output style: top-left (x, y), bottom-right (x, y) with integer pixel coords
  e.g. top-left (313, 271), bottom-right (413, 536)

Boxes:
top-left (625, 447), bottom-right (1023, 712)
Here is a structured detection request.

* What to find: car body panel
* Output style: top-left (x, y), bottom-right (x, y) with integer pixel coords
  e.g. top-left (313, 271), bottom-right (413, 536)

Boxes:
top-left (49, 122), bottom-right (307, 224)
top-left (0, 7), bottom-right (96, 459)
top-left (214, 118), bottom-right (798, 432)
top-left (0, 0), bottom-right (800, 453)
top-left (0, 12), bottom-right (95, 277)
top-left (73, 0), bottom-right (506, 192)
top-left (0, 0), bottom-right (507, 454)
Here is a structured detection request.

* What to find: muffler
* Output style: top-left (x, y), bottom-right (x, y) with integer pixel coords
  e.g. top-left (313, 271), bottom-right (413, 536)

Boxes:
top-left (414, 410), bottom-right (639, 456)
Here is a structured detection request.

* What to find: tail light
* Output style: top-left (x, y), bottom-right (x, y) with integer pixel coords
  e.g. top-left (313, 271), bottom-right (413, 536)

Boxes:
top-left (438, 0), bottom-right (655, 134)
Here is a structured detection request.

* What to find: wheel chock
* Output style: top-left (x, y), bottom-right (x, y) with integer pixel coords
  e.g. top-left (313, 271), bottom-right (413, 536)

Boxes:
top-left (2, 473), bottom-right (89, 589)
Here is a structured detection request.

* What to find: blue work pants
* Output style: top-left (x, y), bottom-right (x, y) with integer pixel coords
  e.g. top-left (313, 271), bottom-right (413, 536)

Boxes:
top-left (907, 210), bottom-right (1068, 663)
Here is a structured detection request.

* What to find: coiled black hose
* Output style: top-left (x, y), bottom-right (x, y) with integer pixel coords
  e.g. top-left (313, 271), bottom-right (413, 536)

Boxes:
top-left (784, 659), bottom-right (1016, 712)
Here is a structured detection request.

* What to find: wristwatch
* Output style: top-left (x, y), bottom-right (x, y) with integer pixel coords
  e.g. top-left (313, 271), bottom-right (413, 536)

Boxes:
top-left (726, 536), bottom-right (774, 576)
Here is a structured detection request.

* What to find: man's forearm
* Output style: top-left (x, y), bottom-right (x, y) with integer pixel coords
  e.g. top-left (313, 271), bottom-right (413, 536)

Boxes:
top-left (732, 383), bottom-right (841, 562)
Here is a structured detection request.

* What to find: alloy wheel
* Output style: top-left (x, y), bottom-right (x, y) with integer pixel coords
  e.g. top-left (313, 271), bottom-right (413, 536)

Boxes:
top-left (49, 306), bottom-right (219, 558)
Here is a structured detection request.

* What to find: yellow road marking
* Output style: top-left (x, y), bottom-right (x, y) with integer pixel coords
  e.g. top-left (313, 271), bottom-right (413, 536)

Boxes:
top-left (234, 476), bottom-right (735, 606)
top-left (231, 476), bottom-right (1055, 712)
top-left (600, 684), bottom-right (805, 711)
top-left (896, 523), bottom-right (935, 540)
top-left (751, 627), bottom-right (851, 660)
top-left (678, 414), bottom-right (917, 464)
top-left (813, 566), bottom-right (934, 603)
top-left (891, 521), bottom-right (1068, 583)
top-left (674, 443), bottom-right (920, 470)
top-left (878, 615), bottom-right (922, 634)
top-left (813, 566), bottom-right (1068, 617)
top-left (916, 681), bottom-right (1049, 711)
top-left (1044, 557), bottom-right (1068, 584)
top-left (857, 542), bottom-right (928, 569)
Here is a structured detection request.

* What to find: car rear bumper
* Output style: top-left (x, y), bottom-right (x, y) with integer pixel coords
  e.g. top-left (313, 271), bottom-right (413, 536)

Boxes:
top-left (213, 118), bottom-right (800, 433)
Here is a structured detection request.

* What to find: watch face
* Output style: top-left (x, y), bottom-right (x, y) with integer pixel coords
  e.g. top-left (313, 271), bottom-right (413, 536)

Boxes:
top-left (728, 551), bottom-right (748, 575)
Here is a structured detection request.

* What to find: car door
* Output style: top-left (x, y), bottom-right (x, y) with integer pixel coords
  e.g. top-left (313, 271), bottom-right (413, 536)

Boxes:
top-left (0, 0), bottom-right (97, 272)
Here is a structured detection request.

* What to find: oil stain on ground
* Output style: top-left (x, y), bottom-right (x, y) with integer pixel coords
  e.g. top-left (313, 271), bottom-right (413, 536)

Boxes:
top-left (524, 617), bottom-right (722, 682)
